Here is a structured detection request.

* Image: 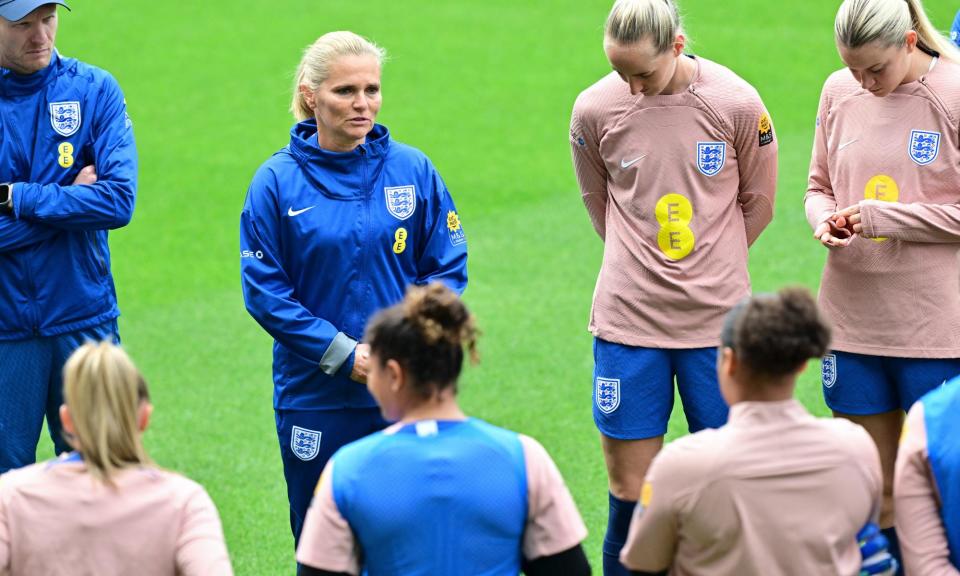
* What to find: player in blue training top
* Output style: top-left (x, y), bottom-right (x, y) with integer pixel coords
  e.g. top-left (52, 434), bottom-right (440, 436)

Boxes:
top-left (952, 9), bottom-right (960, 47)
top-left (239, 31), bottom-right (468, 553)
top-left (0, 0), bottom-right (137, 474)
top-left (295, 283), bottom-right (590, 576)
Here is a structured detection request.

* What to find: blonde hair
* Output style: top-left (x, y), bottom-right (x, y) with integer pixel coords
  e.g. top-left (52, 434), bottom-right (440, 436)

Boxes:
top-left (290, 31), bottom-right (387, 121)
top-left (62, 341), bottom-right (151, 484)
top-left (604, 0), bottom-right (683, 52)
top-left (835, 0), bottom-right (960, 62)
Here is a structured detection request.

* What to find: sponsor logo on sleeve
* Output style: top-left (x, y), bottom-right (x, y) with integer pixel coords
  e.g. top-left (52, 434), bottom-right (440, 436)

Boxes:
top-left (758, 112), bottom-right (774, 147)
top-left (595, 377), bottom-right (621, 414)
top-left (291, 426), bottom-right (321, 461)
top-left (447, 210), bottom-right (466, 246)
top-left (49, 101), bottom-right (81, 137)
top-left (908, 130), bottom-right (940, 166)
top-left (821, 354), bottom-right (837, 389)
top-left (385, 185), bottom-right (416, 220)
top-left (696, 142), bottom-right (726, 177)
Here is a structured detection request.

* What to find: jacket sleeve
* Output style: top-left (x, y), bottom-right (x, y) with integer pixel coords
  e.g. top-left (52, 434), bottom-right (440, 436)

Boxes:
top-left (859, 200), bottom-right (960, 243)
top-left (240, 168), bottom-right (356, 375)
top-left (0, 218), bottom-right (58, 252)
top-left (730, 92), bottom-right (777, 246)
top-left (414, 168), bottom-right (467, 295)
top-left (11, 73), bottom-right (137, 230)
top-left (570, 97), bottom-right (608, 240)
top-left (804, 83), bottom-right (837, 229)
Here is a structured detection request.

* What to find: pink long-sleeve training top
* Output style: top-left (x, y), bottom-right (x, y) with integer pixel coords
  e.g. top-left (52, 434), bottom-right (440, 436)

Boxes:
top-left (571, 56), bottom-right (777, 348)
top-left (805, 57), bottom-right (960, 358)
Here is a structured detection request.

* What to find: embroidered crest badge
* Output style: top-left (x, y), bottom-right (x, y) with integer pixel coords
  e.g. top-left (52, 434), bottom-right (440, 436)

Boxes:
top-left (908, 130), bottom-right (940, 166)
top-left (385, 185), bottom-right (416, 220)
top-left (696, 142), bottom-right (726, 177)
top-left (49, 101), bottom-right (81, 137)
top-left (291, 426), bottom-right (321, 461)
top-left (821, 354), bottom-right (837, 389)
top-left (596, 377), bottom-right (621, 414)
top-left (446, 210), bottom-right (466, 246)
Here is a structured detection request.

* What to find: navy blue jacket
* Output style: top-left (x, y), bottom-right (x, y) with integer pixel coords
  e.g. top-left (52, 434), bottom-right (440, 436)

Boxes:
top-left (240, 121), bottom-right (468, 410)
top-left (0, 52), bottom-right (137, 339)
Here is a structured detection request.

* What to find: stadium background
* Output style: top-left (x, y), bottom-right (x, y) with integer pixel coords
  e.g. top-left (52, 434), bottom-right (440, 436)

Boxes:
top-left (47, 1), bottom-right (956, 572)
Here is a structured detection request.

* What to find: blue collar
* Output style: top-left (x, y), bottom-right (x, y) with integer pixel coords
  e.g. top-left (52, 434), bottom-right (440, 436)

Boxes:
top-left (0, 50), bottom-right (60, 97)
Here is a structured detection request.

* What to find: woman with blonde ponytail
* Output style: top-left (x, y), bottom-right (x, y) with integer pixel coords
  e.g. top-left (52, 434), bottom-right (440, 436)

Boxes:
top-left (805, 0), bottom-right (960, 570)
top-left (296, 283), bottom-right (590, 576)
top-left (570, 0), bottom-right (778, 573)
top-left (0, 341), bottom-right (232, 576)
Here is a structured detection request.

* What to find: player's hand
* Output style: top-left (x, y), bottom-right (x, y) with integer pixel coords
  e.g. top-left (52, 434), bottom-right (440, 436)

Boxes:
top-left (72, 165), bottom-right (97, 186)
top-left (350, 343), bottom-right (371, 384)
top-left (858, 522), bottom-right (898, 576)
top-left (833, 203), bottom-right (863, 234)
top-left (813, 219), bottom-right (853, 248)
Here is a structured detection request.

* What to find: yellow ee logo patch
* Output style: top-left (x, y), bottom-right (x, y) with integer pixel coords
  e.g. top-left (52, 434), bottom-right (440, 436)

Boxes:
top-left (655, 193), bottom-right (695, 260)
top-left (57, 142), bottom-right (74, 168)
top-left (393, 227), bottom-right (408, 254)
top-left (864, 175), bottom-right (899, 242)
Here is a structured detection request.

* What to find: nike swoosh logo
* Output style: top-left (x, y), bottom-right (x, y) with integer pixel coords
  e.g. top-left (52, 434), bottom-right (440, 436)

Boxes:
top-left (620, 155), bottom-right (646, 169)
top-left (288, 206), bottom-right (316, 217)
top-left (838, 139), bottom-right (858, 151)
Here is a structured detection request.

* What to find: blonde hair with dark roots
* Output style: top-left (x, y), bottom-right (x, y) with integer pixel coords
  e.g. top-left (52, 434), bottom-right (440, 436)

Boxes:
top-left (365, 283), bottom-right (479, 399)
top-left (604, 0), bottom-right (683, 52)
top-left (835, 0), bottom-right (960, 61)
top-left (62, 341), bottom-right (151, 484)
top-left (290, 31), bottom-right (387, 121)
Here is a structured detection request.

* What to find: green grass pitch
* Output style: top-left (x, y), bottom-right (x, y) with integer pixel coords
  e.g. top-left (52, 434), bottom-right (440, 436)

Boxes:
top-left (44, 0), bottom-right (958, 573)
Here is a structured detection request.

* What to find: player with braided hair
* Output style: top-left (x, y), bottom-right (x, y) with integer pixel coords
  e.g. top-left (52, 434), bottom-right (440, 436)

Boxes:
top-left (296, 283), bottom-right (590, 576)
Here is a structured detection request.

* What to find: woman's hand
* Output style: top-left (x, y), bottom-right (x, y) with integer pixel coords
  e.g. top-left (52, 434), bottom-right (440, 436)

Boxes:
top-left (814, 204), bottom-right (861, 248)
top-left (350, 343), bottom-right (371, 384)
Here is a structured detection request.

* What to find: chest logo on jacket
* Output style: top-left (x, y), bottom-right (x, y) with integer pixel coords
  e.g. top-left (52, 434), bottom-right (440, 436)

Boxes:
top-left (696, 142), bottom-right (726, 177)
top-left (385, 185), bottom-right (416, 220)
top-left (908, 130), bottom-right (940, 166)
top-left (49, 101), bottom-right (82, 137)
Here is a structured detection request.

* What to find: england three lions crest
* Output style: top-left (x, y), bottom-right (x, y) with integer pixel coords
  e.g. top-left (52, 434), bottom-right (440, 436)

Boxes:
top-left (596, 377), bottom-right (620, 414)
top-left (385, 185), bottom-right (416, 220)
top-left (821, 354), bottom-right (837, 389)
top-left (291, 426), bottom-right (321, 461)
top-left (49, 101), bottom-right (81, 137)
top-left (696, 142), bottom-right (726, 177)
top-left (908, 130), bottom-right (940, 166)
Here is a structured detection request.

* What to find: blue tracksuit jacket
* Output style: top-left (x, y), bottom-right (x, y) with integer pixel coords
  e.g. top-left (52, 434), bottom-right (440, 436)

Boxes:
top-left (0, 51), bottom-right (137, 339)
top-left (240, 121), bottom-right (468, 410)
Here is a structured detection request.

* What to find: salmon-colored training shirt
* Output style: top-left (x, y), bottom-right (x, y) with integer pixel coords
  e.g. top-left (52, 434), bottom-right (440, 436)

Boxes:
top-left (571, 56), bottom-right (777, 348)
top-left (805, 57), bottom-right (960, 358)
top-left (620, 400), bottom-right (882, 576)
top-left (0, 458), bottom-right (233, 576)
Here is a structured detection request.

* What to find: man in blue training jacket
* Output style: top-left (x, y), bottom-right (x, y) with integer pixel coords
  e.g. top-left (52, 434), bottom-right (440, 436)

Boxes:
top-left (0, 0), bottom-right (137, 473)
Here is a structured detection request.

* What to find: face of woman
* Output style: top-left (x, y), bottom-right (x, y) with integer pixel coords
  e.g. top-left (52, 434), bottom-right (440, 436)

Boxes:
top-left (837, 35), bottom-right (915, 98)
top-left (604, 37), bottom-right (681, 96)
top-left (308, 53), bottom-right (382, 152)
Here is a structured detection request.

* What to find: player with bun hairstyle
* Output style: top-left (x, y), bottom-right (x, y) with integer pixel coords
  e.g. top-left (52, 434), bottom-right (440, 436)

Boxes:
top-left (569, 0), bottom-right (777, 572)
top-left (240, 31), bottom-right (468, 553)
top-left (620, 288), bottom-right (893, 576)
top-left (0, 341), bottom-right (232, 576)
top-left (296, 283), bottom-right (590, 576)
top-left (805, 0), bottom-right (960, 563)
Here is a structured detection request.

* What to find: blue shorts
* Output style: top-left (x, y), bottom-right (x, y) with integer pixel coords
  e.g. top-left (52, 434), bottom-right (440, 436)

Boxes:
top-left (821, 351), bottom-right (960, 415)
top-left (275, 407), bottom-right (388, 547)
top-left (592, 338), bottom-right (728, 440)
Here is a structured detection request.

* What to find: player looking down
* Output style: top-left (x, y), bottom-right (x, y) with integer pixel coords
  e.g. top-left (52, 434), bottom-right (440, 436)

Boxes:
top-left (296, 283), bottom-right (590, 576)
top-left (569, 0), bottom-right (777, 573)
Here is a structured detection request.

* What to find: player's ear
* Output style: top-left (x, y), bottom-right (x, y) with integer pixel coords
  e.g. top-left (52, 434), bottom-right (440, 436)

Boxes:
top-left (386, 359), bottom-right (404, 393)
top-left (904, 30), bottom-right (918, 52)
top-left (299, 84), bottom-right (316, 111)
top-left (720, 346), bottom-right (737, 378)
top-left (672, 34), bottom-right (686, 57)
top-left (59, 404), bottom-right (75, 436)
top-left (137, 402), bottom-right (153, 433)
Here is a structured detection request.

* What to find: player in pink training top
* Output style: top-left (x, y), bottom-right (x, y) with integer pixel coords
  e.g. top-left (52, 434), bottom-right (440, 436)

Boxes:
top-left (569, 1), bottom-right (776, 573)
top-left (0, 341), bottom-right (233, 576)
top-left (805, 0), bottom-right (960, 566)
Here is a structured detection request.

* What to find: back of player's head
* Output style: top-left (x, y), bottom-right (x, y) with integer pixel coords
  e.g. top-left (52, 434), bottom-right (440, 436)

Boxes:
top-left (721, 287), bottom-right (831, 378)
top-left (291, 31), bottom-right (387, 122)
top-left (365, 282), bottom-right (478, 398)
top-left (62, 341), bottom-right (151, 482)
top-left (604, 0), bottom-right (683, 52)
top-left (835, 0), bottom-right (960, 61)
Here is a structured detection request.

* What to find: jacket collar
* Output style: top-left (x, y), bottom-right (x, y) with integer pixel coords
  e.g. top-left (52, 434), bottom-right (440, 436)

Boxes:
top-left (286, 120), bottom-right (390, 199)
top-left (0, 49), bottom-right (61, 97)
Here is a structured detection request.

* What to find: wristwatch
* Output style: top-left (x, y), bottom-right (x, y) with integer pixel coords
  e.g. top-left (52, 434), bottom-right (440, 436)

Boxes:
top-left (0, 183), bottom-right (11, 214)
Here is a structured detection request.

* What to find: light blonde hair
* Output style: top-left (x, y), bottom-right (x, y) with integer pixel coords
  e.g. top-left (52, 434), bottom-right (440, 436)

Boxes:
top-left (290, 31), bottom-right (387, 121)
top-left (604, 0), bottom-right (683, 52)
top-left (62, 341), bottom-right (151, 484)
top-left (835, 0), bottom-right (960, 62)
